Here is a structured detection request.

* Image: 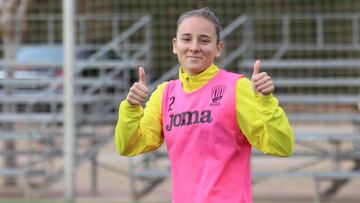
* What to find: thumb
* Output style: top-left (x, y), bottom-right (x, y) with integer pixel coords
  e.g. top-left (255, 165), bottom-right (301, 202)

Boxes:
top-left (252, 60), bottom-right (261, 77)
top-left (138, 66), bottom-right (147, 85)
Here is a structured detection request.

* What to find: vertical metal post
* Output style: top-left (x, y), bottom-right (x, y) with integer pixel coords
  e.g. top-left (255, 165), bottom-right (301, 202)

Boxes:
top-left (282, 16), bottom-right (290, 46)
top-left (316, 16), bottom-right (324, 48)
top-left (314, 178), bottom-right (321, 203)
top-left (79, 17), bottom-right (86, 45)
top-left (47, 17), bottom-right (55, 44)
top-left (63, 0), bottom-right (76, 202)
top-left (240, 16), bottom-right (254, 75)
top-left (329, 140), bottom-right (341, 170)
top-left (112, 17), bottom-right (119, 39)
top-left (145, 16), bottom-right (152, 81)
top-left (352, 16), bottom-right (359, 46)
top-left (128, 158), bottom-right (137, 202)
top-left (242, 16), bottom-right (254, 72)
top-left (91, 153), bottom-right (98, 194)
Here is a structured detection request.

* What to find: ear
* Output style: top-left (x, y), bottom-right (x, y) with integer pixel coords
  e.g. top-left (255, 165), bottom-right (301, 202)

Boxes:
top-left (172, 38), bottom-right (178, 54)
top-left (215, 41), bottom-right (224, 58)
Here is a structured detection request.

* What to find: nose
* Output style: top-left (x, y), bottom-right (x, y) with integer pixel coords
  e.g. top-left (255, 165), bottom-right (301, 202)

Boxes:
top-left (189, 41), bottom-right (200, 52)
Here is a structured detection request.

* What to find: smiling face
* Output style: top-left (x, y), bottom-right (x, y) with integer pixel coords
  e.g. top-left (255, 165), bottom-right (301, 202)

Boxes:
top-left (173, 16), bottom-right (224, 75)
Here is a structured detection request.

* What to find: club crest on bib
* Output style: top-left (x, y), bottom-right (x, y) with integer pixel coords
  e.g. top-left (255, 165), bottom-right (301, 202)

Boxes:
top-left (210, 85), bottom-right (226, 106)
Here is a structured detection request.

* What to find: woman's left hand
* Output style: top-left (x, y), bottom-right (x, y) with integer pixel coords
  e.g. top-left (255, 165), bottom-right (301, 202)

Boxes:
top-left (251, 60), bottom-right (275, 96)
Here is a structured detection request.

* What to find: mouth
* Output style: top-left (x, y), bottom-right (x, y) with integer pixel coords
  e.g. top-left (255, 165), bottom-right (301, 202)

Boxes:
top-left (186, 56), bottom-right (202, 59)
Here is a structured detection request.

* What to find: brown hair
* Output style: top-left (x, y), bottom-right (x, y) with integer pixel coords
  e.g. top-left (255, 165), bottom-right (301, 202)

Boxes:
top-left (176, 8), bottom-right (222, 43)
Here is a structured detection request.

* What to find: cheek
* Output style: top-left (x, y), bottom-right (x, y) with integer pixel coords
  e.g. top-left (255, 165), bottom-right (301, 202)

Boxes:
top-left (204, 49), bottom-right (218, 59)
top-left (177, 44), bottom-right (188, 52)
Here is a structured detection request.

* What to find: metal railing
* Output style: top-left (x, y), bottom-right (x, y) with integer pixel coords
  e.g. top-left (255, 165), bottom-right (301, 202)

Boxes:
top-left (130, 13), bottom-right (360, 203)
top-left (0, 14), bottom-right (152, 197)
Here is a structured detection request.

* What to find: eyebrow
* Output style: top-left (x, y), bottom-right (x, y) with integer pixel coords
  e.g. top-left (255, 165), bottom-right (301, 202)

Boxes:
top-left (199, 35), bottom-right (211, 39)
top-left (179, 33), bottom-right (211, 38)
top-left (180, 33), bottom-right (191, 37)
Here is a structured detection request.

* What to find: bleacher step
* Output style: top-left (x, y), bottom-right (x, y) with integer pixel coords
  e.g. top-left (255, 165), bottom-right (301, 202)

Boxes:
top-left (0, 168), bottom-right (46, 177)
top-left (239, 59), bottom-right (360, 69)
top-left (133, 170), bottom-right (170, 178)
top-left (0, 113), bottom-right (63, 123)
top-left (277, 94), bottom-right (360, 104)
top-left (288, 112), bottom-right (360, 122)
top-left (0, 131), bottom-right (50, 140)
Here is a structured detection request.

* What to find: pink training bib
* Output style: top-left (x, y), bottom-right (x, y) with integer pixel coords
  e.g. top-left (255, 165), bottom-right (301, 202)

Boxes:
top-left (162, 69), bottom-right (253, 203)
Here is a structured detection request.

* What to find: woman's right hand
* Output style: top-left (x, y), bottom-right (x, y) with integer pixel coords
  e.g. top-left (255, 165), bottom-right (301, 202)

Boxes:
top-left (126, 67), bottom-right (149, 105)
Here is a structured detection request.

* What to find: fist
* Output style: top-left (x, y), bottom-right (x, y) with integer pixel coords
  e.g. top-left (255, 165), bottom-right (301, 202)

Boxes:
top-left (251, 60), bottom-right (275, 95)
top-left (126, 67), bottom-right (149, 105)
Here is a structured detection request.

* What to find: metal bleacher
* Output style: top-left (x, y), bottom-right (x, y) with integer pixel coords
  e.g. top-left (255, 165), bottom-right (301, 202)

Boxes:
top-left (235, 13), bottom-right (360, 203)
top-left (128, 13), bottom-right (360, 203)
top-left (0, 14), bottom-right (152, 196)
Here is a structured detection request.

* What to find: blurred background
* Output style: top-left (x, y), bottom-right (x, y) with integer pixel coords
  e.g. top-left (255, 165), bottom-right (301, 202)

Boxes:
top-left (0, 0), bottom-right (360, 202)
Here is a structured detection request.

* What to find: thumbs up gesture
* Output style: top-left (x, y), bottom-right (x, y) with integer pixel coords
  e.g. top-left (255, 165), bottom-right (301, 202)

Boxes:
top-left (251, 60), bottom-right (275, 96)
top-left (126, 67), bottom-right (149, 105)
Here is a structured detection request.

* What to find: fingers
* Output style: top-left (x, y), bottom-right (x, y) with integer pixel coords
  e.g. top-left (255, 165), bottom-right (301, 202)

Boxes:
top-left (138, 66), bottom-right (147, 85)
top-left (252, 72), bottom-right (270, 87)
top-left (251, 60), bottom-right (275, 95)
top-left (253, 74), bottom-right (275, 95)
top-left (259, 85), bottom-right (275, 95)
top-left (126, 67), bottom-right (149, 105)
top-left (130, 82), bottom-right (148, 98)
top-left (127, 82), bottom-right (149, 105)
top-left (127, 94), bottom-right (143, 105)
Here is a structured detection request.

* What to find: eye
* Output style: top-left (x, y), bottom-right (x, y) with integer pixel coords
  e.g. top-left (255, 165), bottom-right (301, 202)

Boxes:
top-left (181, 37), bottom-right (191, 42)
top-left (199, 37), bottom-right (210, 44)
top-left (201, 39), bottom-right (210, 43)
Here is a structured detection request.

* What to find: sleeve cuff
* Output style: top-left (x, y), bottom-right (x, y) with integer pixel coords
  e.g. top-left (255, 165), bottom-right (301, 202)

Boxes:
top-left (254, 93), bottom-right (279, 111)
top-left (120, 100), bottom-right (142, 113)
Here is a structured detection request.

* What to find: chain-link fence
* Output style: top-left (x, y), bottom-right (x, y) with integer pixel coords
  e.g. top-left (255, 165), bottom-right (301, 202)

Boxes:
top-left (9, 0), bottom-right (360, 79)
top-left (0, 0), bottom-right (360, 202)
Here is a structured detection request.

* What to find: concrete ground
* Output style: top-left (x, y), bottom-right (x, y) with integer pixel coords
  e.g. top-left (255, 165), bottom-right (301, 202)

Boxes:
top-left (1, 123), bottom-right (360, 203)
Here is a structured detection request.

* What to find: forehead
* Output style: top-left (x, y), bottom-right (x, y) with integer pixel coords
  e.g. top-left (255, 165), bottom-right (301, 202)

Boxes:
top-left (177, 16), bottom-right (216, 36)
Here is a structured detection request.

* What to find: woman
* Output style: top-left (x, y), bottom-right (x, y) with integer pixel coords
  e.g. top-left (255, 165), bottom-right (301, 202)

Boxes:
top-left (115, 8), bottom-right (294, 203)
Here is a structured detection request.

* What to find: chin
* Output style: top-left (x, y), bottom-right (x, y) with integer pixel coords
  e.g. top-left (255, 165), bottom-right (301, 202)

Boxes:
top-left (185, 66), bottom-right (207, 75)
